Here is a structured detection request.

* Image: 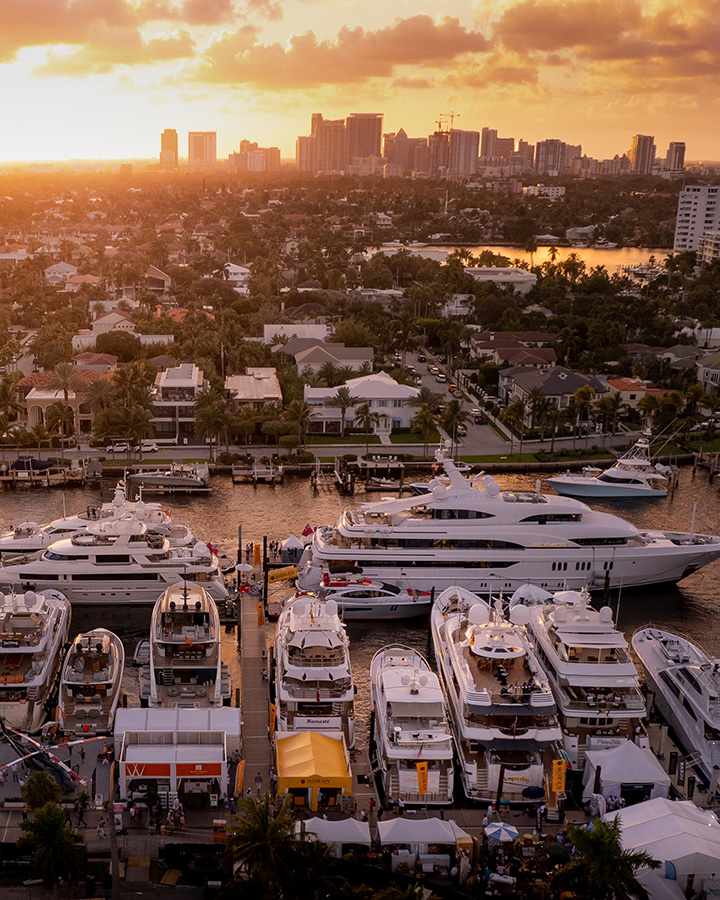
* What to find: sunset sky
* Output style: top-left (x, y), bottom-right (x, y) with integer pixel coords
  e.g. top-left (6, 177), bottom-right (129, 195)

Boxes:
top-left (1, 0), bottom-right (719, 162)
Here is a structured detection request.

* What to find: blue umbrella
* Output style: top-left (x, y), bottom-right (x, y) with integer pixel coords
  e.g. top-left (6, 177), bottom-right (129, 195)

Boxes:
top-left (485, 822), bottom-right (519, 843)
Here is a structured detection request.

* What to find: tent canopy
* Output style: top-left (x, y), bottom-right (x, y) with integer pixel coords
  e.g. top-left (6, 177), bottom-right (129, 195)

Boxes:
top-left (276, 731), bottom-right (351, 788)
top-left (584, 741), bottom-right (671, 791)
top-left (300, 817), bottom-right (371, 846)
top-left (282, 534), bottom-right (304, 550)
top-left (377, 817), bottom-right (468, 846)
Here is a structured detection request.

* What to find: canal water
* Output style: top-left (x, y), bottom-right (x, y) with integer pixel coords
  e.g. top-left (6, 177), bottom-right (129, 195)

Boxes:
top-left (1, 467), bottom-right (719, 751)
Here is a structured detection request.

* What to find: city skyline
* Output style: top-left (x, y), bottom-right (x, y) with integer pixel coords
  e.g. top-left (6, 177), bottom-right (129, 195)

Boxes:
top-left (1, 0), bottom-right (719, 163)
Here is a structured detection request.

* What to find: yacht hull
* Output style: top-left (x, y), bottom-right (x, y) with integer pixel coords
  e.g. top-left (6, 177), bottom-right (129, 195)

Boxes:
top-left (0, 575), bottom-right (228, 605)
top-left (547, 478), bottom-right (666, 499)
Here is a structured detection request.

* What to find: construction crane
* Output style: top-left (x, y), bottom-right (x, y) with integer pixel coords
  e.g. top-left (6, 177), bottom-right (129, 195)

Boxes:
top-left (435, 112), bottom-right (460, 133)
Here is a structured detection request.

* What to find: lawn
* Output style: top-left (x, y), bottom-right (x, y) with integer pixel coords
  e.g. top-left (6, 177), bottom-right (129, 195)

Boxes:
top-left (390, 430), bottom-right (441, 444)
top-left (307, 434), bottom-right (381, 445)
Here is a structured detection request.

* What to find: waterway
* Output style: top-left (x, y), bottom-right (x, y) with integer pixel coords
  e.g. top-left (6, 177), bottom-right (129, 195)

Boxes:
top-left (2, 468), bottom-right (719, 751)
top-left (385, 244), bottom-right (668, 273)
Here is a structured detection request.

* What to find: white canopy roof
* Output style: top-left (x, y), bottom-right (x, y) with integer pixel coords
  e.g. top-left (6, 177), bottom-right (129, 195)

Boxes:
top-left (377, 817), bottom-right (468, 846)
top-left (605, 798), bottom-right (720, 877)
top-left (585, 741), bottom-right (671, 787)
top-left (300, 817), bottom-right (371, 846)
top-left (282, 534), bottom-right (304, 549)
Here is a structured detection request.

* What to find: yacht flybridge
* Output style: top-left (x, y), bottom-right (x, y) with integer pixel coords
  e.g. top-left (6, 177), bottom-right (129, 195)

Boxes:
top-left (298, 445), bottom-right (720, 596)
top-left (0, 517), bottom-right (228, 606)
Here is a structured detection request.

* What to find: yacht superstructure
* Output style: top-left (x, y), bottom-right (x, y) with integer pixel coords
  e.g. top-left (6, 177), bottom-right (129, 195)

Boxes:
top-left (139, 584), bottom-right (231, 708)
top-left (274, 597), bottom-right (355, 747)
top-left (298, 447), bottom-right (719, 596)
top-left (431, 585), bottom-right (560, 802)
top-left (59, 628), bottom-right (125, 734)
top-left (370, 645), bottom-right (454, 806)
top-left (0, 517), bottom-right (228, 605)
top-left (0, 589), bottom-right (71, 732)
top-left (510, 586), bottom-right (648, 770)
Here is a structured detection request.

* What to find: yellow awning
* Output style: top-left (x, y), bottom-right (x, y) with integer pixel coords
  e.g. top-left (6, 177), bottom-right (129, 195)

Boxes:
top-left (276, 732), bottom-right (351, 789)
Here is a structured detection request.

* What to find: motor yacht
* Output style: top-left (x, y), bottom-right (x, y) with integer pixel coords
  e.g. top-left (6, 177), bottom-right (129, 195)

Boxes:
top-left (370, 645), bottom-right (454, 806)
top-left (283, 575), bottom-right (432, 620)
top-left (0, 517), bottom-right (228, 606)
top-left (297, 444), bottom-right (720, 596)
top-left (0, 589), bottom-right (71, 732)
top-left (509, 585), bottom-right (648, 770)
top-left (59, 628), bottom-right (125, 735)
top-left (431, 585), bottom-right (561, 802)
top-left (632, 628), bottom-right (720, 782)
top-left (139, 584), bottom-right (231, 708)
top-left (274, 596), bottom-right (355, 747)
top-left (127, 463), bottom-right (210, 492)
top-left (0, 487), bottom-right (194, 558)
top-left (547, 435), bottom-right (671, 499)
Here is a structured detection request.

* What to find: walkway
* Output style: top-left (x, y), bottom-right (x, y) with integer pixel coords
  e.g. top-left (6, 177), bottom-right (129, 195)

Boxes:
top-left (239, 587), bottom-right (273, 799)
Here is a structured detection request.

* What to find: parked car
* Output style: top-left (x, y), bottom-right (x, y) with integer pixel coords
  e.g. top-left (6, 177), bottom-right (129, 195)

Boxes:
top-left (457, 425), bottom-right (467, 437)
top-left (106, 442), bottom-right (131, 454)
top-left (435, 373), bottom-right (447, 383)
top-left (429, 365), bottom-right (439, 374)
top-left (133, 441), bottom-right (160, 453)
top-left (448, 383), bottom-right (459, 393)
top-left (417, 354), bottom-right (427, 363)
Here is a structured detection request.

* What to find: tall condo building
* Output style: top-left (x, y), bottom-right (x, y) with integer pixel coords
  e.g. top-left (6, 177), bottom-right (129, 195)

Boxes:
top-left (535, 139), bottom-right (567, 175)
top-left (228, 140), bottom-right (281, 172)
top-left (311, 114), bottom-right (346, 173)
top-left (666, 142), bottom-right (686, 171)
top-left (345, 113), bottom-right (382, 165)
top-left (629, 134), bottom-right (656, 175)
top-left (673, 184), bottom-right (720, 253)
top-left (188, 132), bottom-right (217, 167)
top-left (447, 129), bottom-right (479, 177)
top-left (160, 129), bottom-right (178, 166)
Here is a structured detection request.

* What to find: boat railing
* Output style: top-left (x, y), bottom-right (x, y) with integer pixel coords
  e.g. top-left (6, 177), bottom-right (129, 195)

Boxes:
top-left (282, 683), bottom-right (352, 700)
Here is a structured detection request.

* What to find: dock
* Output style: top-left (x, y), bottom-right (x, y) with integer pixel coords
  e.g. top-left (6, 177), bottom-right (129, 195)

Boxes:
top-left (232, 462), bottom-right (285, 485)
top-left (358, 456), bottom-right (405, 492)
top-left (0, 463), bottom-right (87, 489)
top-left (310, 458), bottom-right (355, 494)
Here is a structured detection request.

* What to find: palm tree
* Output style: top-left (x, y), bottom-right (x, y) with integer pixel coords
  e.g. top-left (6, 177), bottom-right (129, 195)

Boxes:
top-left (637, 394), bottom-right (662, 430)
top-left (547, 244), bottom-right (560, 263)
top-left (0, 374), bottom-right (23, 422)
top-left (17, 802), bottom-right (83, 896)
top-left (354, 401), bottom-right (380, 454)
top-left (46, 401), bottom-right (75, 457)
top-left (47, 362), bottom-right (83, 445)
top-left (317, 361), bottom-right (341, 388)
top-left (30, 423), bottom-right (52, 458)
top-left (113, 404), bottom-right (156, 458)
top-left (411, 403), bottom-right (439, 456)
top-left (391, 312), bottom-right (418, 366)
top-left (573, 385), bottom-right (596, 448)
top-left (524, 236), bottom-right (538, 269)
top-left (194, 390), bottom-right (228, 461)
top-left (284, 399), bottom-right (315, 449)
top-left (408, 385), bottom-right (443, 411)
top-left (21, 771), bottom-right (62, 810)
top-left (499, 400), bottom-right (525, 455)
top-left (324, 386), bottom-right (360, 438)
top-left (84, 377), bottom-right (117, 415)
top-left (233, 406), bottom-right (258, 448)
top-left (528, 386), bottom-right (549, 431)
top-left (542, 406), bottom-right (567, 453)
top-left (441, 399), bottom-right (469, 457)
top-left (553, 818), bottom-right (659, 900)
top-left (225, 794), bottom-right (297, 894)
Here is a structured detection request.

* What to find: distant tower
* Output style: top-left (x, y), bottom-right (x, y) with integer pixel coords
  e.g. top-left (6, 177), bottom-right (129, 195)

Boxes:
top-left (188, 132), bottom-right (217, 167)
top-left (160, 129), bottom-right (178, 167)
top-left (666, 142), bottom-right (686, 171)
top-left (629, 134), bottom-right (656, 175)
top-left (345, 113), bottom-right (383, 166)
top-left (447, 129), bottom-right (479, 177)
top-left (535, 139), bottom-right (567, 175)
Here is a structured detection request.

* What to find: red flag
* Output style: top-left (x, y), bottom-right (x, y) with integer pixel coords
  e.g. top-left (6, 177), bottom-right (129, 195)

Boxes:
top-left (302, 523), bottom-right (313, 537)
top-left (316, 689), bottom-right (321, 703)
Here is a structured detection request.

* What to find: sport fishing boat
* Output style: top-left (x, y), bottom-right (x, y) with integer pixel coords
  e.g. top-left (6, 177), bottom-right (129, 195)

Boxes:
top-left (632, 628), bottom-right (720, 782)
top-left (297, 444), bottom-right (720, 596)
top-left (59, 628), bottom-right (125, 735)
top-left (0, 589), bottom-right (71, 732)
top-left (274, 596), bottom-right (355, 747)
top-left (431, 585), bottom-right (561, 802)
top-left (0, 517), bottom-right (228, 605)
top-left (0, 487), bottom-right (194, 557)
top-left (283, 575), bottom-right (432, 620)
top-left (127, 463), bottom-right (210, 492)
top-left (547, 435), bottom-right (671, 499)
top-left (139, 584), bottom-right (231, 708)
top-left (510, 585), bottom-right (648, 770)
top-left (370, 645), bottom-right (454, 806)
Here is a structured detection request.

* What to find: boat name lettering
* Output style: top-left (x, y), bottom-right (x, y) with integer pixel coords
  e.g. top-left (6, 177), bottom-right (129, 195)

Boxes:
top-left (531, 542), bottom-right (571, 548)
top-left (503, 774), bottom-right (531, 784)
top-left (1, 639), bottom-right (20, 648)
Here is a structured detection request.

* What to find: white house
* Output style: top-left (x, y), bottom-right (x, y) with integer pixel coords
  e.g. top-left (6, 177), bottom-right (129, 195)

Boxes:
top-left (464, 266), bottom-right (537, 295)
top-left (263, 323), bottom-right (329, 345)
top-left (44, 262), bottom-right (77, 286)
top-left (304, 371), bottom-right (419, 435)
top-left (225, 262), bottom-right (251, 295)
top-left (150, 363), bottom-right (208, 443)
top-left (225, 367), bottom-right (283, 411)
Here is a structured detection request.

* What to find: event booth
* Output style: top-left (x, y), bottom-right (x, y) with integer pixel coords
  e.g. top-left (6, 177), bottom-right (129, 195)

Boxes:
top-left (298, 816), bottom-right (372, 857)
top-left (377, 816), bottom-right (471, 881)
top-left (582, 741), bottom-right (671, 806)
top-left (275, 731), bottom-right (353, 812)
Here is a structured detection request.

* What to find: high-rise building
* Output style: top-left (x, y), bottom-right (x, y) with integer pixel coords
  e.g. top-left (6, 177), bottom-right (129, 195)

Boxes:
top-left (447, 129), bottom-right (479, 177)
top-left (629, 134), bottom-right (656, 175)
top-left (495, 137), bottom-right (516, 157)
top-left (228, 140), bottom-right (281, 172)
top-left (296, 135), bottom-right (315, 173)
top-left (535, 139), bottom-right (566, 175)
top-left (481, 128), bottom-right (497, 158)
top-left (674, 184), bottom-right (720, 253)
top-left (345, 113), bottom-right (382, 165)
top-left (160, 129), bottom-right (178, 166)
top-left (309, 114), bottom-right (346, 173)
top-left (188, 132), bottom-right (217, 167)
top-left (428, 131), bottom-right (450, 176)
top-left (666, 142), bottom-right (686, 171)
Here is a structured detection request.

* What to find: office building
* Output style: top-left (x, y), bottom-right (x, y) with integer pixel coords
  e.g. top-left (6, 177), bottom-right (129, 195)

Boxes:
top-left (346, 114), bottom-right (382, 165)
top-left (447, 129), bottom-right (479, 177)
top-left (311, 114), bottom-right (346, 173)
top-left (674, 185), bottom-right (720, 253)
top-left (535, 139), bottom-right (566, 176)
top-left (629, 134), bottom-right (656, 175)
top-left (228, 140), bottom-right (281, 172)
top-left (481, 128), bottom-right (498, 158)
top-left (428, 130), bottom-right (450, 176)
top-left (160, 129), bottom-right (178, 166)
top-left (666, 142), bottom-right (686, 171)
top-left (188, 132), bottom-right (217, 167)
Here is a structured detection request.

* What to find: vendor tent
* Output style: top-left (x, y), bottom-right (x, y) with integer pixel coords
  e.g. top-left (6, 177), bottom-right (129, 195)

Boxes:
top-left (582, 741), bottom-right (671, 804)
top-left (276, 731), bottom-right (352, 812)
top-left (299, 817), bottom-right (371, 856)
top-left (605, 797), bottom-right (720, 892)
top-left (377, 817), bottom-right (468, 847)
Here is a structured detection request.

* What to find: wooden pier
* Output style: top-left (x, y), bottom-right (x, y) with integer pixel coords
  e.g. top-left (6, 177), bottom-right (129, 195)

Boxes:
top-left (0, 463), bottom-right (87, 489)
top-left (358, 456), bottom-right (405, 492)
top-left (232, 461), bottom-right (285, 485)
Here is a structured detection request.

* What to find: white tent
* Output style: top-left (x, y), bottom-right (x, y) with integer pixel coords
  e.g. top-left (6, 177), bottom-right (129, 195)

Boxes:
top-left (282, 534), bottom-right (304, 550)
top-left (605, 797), bottom-right (720, 891)
top-left (636, 870), bottom-right (686, 900)
top-left (582, 741), bottom-right (671, 803)
top-left (377, 816), bottom-right (468, 847)
top-left (299, 817), bottom-right (371, 857)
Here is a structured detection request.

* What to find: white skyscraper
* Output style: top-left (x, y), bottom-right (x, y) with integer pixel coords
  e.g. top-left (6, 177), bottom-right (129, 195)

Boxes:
top-left (447, 129), bottom-right (479, 177)
top-left (673, 185), bottom-right (720, 253)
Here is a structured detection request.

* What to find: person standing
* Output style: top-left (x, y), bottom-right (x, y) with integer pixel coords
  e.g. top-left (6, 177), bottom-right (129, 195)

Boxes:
top-left (255, 772), bottom-right (263, 796)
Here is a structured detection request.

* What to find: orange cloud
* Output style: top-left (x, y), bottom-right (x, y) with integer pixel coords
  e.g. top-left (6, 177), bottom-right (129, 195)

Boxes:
top-left (190, 15), bottom-right (489, 88)
top-left (33, 30), bottom-right (195, 76)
